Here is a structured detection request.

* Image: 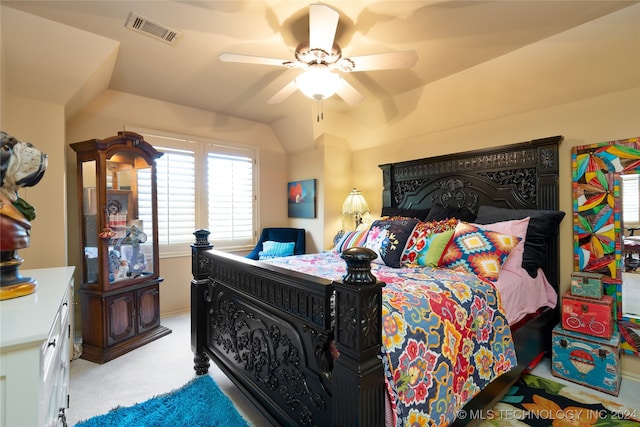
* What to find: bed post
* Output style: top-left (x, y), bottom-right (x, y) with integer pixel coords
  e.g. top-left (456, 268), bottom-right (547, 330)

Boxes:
top-left (191, 228), bottom-right (212, 375)
top-left (333, 247), bottom-right (386, 427)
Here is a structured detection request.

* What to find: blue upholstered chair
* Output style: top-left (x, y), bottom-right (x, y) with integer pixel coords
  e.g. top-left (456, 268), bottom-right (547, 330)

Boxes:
top-left (246, 227), bottom-right (306, 260)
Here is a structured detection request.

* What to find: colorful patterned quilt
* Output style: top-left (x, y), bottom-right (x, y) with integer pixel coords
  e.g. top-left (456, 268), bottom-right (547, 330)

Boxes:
top-left (263, 252), bottom-right (517, 427)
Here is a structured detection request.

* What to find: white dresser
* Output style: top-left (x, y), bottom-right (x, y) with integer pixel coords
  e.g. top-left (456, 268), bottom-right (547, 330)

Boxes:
top-left (0, 267), bottom-right (75, 427)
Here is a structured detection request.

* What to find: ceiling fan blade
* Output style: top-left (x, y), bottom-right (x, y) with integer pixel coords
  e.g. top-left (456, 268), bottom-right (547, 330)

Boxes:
top-left (309, 4), bottom-right (339, 54)
top-left (346, 50), bottom-right (418, 72)
top-left (267, 80), bottom-right (298, 104)
top-left (219, 52), bottom-right (290, 67)
top-left (335, 77), bottom-right (365, 106)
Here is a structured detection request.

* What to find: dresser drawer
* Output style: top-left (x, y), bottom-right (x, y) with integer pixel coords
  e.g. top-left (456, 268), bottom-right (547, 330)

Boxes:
top-left (42, 310), bottom-right (62, 382)
top-left (41, 303), bottom-right (69, 427)
top-left (42, 283), bottom-right (70, 382)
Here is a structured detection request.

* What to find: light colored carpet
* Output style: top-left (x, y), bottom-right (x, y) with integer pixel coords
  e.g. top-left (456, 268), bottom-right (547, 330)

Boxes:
top-left (68, 312), bottom-right (640, 426)
top-left (67, 312), bottom-right (273, 426)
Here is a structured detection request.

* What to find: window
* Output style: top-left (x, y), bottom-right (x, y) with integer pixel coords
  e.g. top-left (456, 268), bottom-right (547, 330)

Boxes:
top-left (622, 173), bottom-right (640, 226)
top-left (208, 153), bottom-right (254, 245)
top-left (132, 127), bottom-right (256, 256)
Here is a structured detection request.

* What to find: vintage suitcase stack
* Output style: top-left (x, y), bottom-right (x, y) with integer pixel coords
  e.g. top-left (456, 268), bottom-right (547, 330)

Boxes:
top-left (552, 272), bottom-right (622, 396)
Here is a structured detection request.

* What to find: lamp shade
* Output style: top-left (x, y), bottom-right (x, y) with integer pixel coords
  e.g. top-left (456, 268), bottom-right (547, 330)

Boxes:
top-left (342, 188), bottom-right (369, 216)
top-left (295, 64), bottom-right (341, 100)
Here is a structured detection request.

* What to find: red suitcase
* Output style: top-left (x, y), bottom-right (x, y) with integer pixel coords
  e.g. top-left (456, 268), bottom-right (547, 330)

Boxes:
top-left (561, 292), bottom-right (614, 339)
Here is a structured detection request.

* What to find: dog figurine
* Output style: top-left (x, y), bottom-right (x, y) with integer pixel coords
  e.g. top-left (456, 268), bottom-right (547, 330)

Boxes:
top-left (1, 132), bottom-right (47, 202)
top-left (0, 132), bottom-right (48, 251)
top-left (0, 132), bottom-right (48, 299)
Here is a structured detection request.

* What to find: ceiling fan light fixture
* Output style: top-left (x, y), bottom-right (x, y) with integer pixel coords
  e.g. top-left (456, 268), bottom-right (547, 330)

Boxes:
top-left (220, 4), bottom-right (418, 108)
top-left (295, 66), bottom-right (341, 100)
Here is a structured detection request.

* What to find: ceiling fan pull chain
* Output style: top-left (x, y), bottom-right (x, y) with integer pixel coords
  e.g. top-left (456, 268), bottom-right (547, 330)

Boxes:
top-left (316, 99), bottom-right (324, 122)
top-left (316, 98), bottom-right (324, 123)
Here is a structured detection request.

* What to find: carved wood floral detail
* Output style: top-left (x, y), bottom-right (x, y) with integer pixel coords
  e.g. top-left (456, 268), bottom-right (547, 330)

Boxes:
top-left (479, 168), bottom-right (537, 203)
top-left (361, 292), bottom-right (380, 349)
top-left (430, 178), bottom-right (479, 209)
top-left (337, 292), bottom-right (357, 349)
top-left (210, 298), bottom-right (327, 425)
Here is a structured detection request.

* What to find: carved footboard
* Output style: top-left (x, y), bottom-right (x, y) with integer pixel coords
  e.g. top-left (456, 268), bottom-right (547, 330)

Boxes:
top-left (191, 229), bottom-right (386, 427)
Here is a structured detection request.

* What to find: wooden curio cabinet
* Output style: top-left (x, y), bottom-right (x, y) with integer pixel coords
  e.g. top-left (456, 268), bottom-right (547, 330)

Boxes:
top-left (71, 131), bottom-right (171, 363)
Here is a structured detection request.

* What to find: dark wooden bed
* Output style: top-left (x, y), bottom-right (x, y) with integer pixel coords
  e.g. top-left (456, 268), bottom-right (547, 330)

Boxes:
top-left (191, 136), bottom-right (564, 426)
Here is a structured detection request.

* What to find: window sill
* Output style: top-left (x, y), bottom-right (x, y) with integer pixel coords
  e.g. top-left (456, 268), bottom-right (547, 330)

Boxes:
top-left (159, 245), bottom-right (253, 259)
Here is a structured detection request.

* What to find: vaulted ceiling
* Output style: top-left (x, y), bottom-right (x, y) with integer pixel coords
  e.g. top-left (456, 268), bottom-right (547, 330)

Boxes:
top-left (2, 1), bottom-right (639, 152)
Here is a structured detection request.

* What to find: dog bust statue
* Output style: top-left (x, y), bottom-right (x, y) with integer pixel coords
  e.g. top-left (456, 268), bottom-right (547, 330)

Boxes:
top-left (0, 131), bottom-right (48, 299)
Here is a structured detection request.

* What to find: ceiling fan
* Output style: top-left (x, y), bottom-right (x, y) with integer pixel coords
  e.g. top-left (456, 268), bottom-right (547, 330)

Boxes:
top-left (218, 3), bottom-right (418, 106)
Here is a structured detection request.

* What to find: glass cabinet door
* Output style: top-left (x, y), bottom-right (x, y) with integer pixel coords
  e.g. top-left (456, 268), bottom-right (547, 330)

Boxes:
top-left (103, 151), bottom-right (155, 286)
top-left (81, 160), bottom-right (99, 285)
top-left (78, 142), bottom-right (160, 290)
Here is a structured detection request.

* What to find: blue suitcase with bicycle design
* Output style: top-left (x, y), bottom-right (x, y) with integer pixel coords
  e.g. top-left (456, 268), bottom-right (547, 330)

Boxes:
top-left (551, 325), bottom-right (621, 396)
top-left (570, 271), bottom-right (605, 299)
top-left (561, 291), bottom-right (614, 339)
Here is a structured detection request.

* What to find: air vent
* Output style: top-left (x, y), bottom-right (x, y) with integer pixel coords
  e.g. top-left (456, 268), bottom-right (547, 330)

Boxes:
top-left (125, 13), bottom-right (183, 46)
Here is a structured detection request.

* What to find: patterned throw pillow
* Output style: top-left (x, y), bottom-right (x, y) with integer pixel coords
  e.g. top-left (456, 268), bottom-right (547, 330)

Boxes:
top-left (401, 219), bottom-right (458, 266)
top-left (364, 218), bottom-right (419, 268)
top-left (474, 205), bottom-right (565, 278)
top-left (438, 222), bottom-right (521, 282)
top-left (333, 229), bottom-right (370, 253)
top-left (420, 229), bottom-right (455, 267)
top-left (258, 241), bottom-right (295, 260)
top-left (472, 217), bottom-right (530, 275)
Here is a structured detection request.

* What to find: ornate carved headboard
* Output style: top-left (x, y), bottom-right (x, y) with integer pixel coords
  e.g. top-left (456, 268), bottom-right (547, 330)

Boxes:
top-left (379, 135), bottom-right (564, 287)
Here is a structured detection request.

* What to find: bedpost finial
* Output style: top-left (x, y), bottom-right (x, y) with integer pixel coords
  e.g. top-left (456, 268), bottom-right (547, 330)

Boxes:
top-left (340, 247), bottom-right (378, 285)
top-left (193, 229), bottom-right (211, 247)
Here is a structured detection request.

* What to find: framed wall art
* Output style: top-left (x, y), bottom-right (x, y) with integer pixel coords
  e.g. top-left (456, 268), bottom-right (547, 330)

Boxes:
top-left (288, 179), bottom-right (316, 218)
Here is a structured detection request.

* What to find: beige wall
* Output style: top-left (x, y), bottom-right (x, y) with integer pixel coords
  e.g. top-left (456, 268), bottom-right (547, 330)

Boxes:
top-left (2, 95), bottom-right (67, 270)
top-left (321, 134), bottom-right (353, 248)
top-left (287, 133), bottom-right (355, 252)
top-left (350, 87), bottom-right (640, 379)
top-left (288, 143), bottom-right (325, 253)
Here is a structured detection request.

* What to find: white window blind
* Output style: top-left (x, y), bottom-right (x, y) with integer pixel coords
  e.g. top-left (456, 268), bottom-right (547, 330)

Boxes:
top-left (141, 147), bottom-right (196, 247)
top-left (622, 174), bottom-right (640, 226)
top-left (130, 127), bottom-right (256, 255)
top-left (207, 153), bottom-right (254, 246)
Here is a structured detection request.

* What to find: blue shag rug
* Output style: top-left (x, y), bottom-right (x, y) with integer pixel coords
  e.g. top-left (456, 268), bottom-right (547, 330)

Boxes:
top-left (75, 375), bottom-right (251, 427)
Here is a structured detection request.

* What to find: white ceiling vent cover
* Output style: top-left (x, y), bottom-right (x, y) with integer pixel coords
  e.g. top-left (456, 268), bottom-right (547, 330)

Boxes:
top-left (125, 13), bottom-right (183, 45)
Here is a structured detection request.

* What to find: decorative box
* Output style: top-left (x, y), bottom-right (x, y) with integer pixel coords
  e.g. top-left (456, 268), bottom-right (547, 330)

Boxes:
top-left (570, 271), bottom-right (605, 299)
top-left (561, 292), bottom-right (614, 339)
top-left (552, 325), bottom-right (621, 396)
